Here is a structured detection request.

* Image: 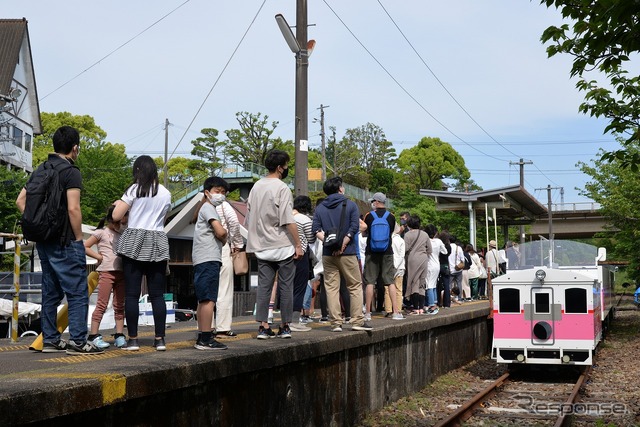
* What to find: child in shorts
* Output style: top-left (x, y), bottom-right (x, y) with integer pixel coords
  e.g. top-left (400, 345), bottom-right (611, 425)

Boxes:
top-left (192, 177), bottom-right (228, 350)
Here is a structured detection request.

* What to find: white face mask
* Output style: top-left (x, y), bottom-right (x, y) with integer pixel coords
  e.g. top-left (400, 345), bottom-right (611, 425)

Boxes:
top-left (371, 202), bottom-right (376, 210)
top-left (208, 193), bottom-right (226, 207)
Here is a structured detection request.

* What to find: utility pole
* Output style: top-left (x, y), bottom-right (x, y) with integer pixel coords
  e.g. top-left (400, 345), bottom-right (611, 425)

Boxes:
top-left (294, 0), bottom-right (309, 196)
top-left (163, 118), bottom-right (170, 188)
top-left (536, 184), bottom-right (561, 265)
top-left (317, 104), bottom-right (329, 181)
top-left (510, 158), bottom-right (532, 243)
top-left (330, 126), bottom-right (337, 177)
top-left (509, 158), bottom-right (532, 188)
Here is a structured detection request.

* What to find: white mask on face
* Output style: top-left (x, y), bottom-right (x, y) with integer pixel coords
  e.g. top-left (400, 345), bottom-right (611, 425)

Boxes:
top-left (208, 193), bottom-right (226, 206)
top-left (371, 202), bottom-right (376, 210)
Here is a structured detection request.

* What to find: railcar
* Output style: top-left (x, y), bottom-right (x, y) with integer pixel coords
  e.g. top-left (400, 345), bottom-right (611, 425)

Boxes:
top-left (491, 240), bottom-right (614, 366)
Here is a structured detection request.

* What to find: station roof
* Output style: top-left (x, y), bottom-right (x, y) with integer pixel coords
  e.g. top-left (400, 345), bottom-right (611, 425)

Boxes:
top-left (419, 185), bottom-right (548, 225)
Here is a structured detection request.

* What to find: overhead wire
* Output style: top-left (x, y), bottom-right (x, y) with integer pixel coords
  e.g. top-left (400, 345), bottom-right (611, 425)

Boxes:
top-left (167, 0), bottom-right (268, 164)
top-left (320, 0), bottom-right (506, 163)
top-left (40, 0), bottom-right (192, 101)
top-left (374, 0), bottom-right (564, 188)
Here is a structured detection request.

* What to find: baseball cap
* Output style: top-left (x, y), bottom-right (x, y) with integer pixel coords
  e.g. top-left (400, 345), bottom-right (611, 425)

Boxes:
top-left (368, 192), bottom-right (386, 203)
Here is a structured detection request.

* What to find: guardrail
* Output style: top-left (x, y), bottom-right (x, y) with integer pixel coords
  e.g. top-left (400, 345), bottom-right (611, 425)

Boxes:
top-left (169, 163), bottom-right (388, 207)
top-left (551, 202), bottom-right (601, 212)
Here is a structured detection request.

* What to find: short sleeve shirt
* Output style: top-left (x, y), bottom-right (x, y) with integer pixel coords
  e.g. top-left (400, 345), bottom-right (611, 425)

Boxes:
top-left (192, 202), bottom-right (223, 266)
top-left (92, 227), bottom-right (123, 271)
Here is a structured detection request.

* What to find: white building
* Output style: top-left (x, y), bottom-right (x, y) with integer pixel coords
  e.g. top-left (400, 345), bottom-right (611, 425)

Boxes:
top-left (0, 18), bottom-right (41, 173)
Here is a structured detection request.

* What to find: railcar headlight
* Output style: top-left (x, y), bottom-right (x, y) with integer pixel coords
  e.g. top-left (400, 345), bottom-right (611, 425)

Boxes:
top-left (535, 269), bottom-right (546, 282)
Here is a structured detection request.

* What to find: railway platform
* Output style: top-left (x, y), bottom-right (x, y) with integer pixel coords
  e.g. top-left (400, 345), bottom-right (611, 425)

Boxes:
top-left (0, 300), bottom-right (491, 426)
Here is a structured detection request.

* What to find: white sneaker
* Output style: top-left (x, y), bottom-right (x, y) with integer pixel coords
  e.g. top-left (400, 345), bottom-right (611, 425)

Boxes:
top-left (289, 323), bottom-right (311, 332)
top-left (392, 313), bottom-right (405, 320)
top-left (364, 313), bottom-right (372, 322)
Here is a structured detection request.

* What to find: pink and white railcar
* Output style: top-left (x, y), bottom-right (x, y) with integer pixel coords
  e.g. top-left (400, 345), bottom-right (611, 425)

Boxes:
top-left (492, 240), bottom-right (614, 366)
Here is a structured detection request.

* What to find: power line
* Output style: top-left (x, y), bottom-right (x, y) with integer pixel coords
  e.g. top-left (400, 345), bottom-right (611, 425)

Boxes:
top-left (376, 0), bottom-right (520, 160)
top-left (321, 0), bottom-right (506, 163)
top-left (167, 0), bottom-right (267, 163)
top-left (40, 0), bottom-right (192, 101)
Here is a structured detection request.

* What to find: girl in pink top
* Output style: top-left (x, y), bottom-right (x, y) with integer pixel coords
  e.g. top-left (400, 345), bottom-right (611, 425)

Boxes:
top-left (84, 206), bottom-right (127, 348)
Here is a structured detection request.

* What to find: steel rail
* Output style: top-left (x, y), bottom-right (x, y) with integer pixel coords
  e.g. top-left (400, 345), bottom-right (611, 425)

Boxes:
top-left (433, 372), bottom-right (510, 427)
top-left (554, 366), bottom-right (592, 427)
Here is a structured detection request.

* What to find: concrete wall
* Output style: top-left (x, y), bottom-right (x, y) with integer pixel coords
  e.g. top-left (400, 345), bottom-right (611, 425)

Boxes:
top-left (36, 306), bottom-right (491, 427)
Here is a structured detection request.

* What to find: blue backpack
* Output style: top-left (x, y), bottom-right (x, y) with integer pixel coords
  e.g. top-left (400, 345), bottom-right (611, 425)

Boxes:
top-left (369, 210), bottom-right (391, 252)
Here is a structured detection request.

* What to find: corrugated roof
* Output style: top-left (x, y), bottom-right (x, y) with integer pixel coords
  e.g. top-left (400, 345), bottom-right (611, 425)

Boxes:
top-left (0, 18), bottom-right (26, 96)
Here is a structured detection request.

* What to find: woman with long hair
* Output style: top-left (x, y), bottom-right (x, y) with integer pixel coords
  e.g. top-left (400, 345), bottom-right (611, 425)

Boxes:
top-left (112, 155), bottom-right (172, 351)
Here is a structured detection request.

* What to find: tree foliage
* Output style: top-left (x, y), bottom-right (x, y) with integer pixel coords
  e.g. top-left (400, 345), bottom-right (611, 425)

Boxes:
top-left (343, 123), bottom-right (396, 172)
top-left (0, 166), bottom-right (27, 233)
top-left (79, 141), bottom-right (131, 224)
top-left (32, 112), bottom-right (108, 165)
top-left (579, 143), bottom-right (640, 279)
top-left (34, 112), bottom-right (131, 225)
top-left (396, 137), bottom-right (470, 191)
top-left (540, 1), bottom-right (640, 169)
top-left (223, 112), bottom-right (290, 166)
top-left (191, 128), bottom-right (225, 174)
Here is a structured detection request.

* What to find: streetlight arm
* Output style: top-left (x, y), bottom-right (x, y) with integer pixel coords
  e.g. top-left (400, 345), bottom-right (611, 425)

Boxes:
top-left (275, 14), bottom-right (300, 53)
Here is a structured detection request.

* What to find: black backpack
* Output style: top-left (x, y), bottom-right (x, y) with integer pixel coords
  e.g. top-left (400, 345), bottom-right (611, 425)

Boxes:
top-left (21, 160), bottom-right (75, 243)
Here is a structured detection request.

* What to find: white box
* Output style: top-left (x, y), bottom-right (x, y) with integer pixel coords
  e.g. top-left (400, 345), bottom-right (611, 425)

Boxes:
top-left (138, 301), bottom-right (175, 326)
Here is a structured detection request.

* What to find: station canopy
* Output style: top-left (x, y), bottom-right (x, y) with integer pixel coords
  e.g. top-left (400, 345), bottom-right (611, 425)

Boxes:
top-left (419, 185), bottom-right (548, 226)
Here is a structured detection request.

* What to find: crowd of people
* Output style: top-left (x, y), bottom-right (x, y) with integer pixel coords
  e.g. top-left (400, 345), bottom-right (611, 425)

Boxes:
top-left (18, 127), bottom-right (516, 354)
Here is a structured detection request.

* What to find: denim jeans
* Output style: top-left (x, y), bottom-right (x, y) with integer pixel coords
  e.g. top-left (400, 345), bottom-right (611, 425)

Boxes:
top-left (37, 239), bottom-right (88, 344)
top-left (426, 287), bottom-right (437, 307)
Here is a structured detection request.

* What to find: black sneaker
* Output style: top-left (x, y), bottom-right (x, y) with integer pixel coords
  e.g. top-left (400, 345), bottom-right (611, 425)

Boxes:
top-left (42, 339), bottom-right (68, 353)
top-left (65, 340), bottom-right (104, 355)
top-left (194, 339), bottom-right (228, 350)
top-left (257, 325), bottom-right (276, 340)
top-left (124, 338), bottom-right (140, 351)
top-left (352, 321), bottom-right (373, 331)
top-left (277, 324), bottom-right (292, 339)
top-left (153, 338), bottom-right (166, 351)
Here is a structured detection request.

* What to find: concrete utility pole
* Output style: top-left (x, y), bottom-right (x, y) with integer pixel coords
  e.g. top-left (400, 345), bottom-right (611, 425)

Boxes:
top-left (510, 158), bottom-right (532, 243)
top-left (509, 158), bottom-right (532, 189)
top-left (163, 118), bottom-right (170, 188)
top-left (294, 0), bottom-right (309, 196)
top-left (536, 184), bottom-right (561, 265)
top-left (317, 104), bottom-right (329, 181)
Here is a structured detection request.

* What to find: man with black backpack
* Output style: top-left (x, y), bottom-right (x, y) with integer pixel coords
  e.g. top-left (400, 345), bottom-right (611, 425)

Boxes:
top-left (363, 192), bottom-right (404, 321)
top-left (16, 126), bottom-right (102, 355)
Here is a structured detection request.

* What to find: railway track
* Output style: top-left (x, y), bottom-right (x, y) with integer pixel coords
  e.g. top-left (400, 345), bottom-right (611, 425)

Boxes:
top-left (433, 366), bottom-right (592, 427)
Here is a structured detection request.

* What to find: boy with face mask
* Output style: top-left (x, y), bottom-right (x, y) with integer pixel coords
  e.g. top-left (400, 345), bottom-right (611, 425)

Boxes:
top-left (192, 176), bottom-right (229, 350)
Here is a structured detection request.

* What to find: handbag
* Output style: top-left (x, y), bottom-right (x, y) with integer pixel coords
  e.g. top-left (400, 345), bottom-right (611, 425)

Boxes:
top-left (454, 247), bottom-right (465, 271)
top-left (232, 250), bottom-right (248, 275)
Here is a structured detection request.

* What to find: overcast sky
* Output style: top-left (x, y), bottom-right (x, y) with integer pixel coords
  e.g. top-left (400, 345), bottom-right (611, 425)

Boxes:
top-left (5, 0), bottom-right (616, 205)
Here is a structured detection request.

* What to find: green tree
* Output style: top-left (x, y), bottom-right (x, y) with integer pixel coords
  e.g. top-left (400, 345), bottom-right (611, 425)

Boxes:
top-left (396, 137), bottom-right (470, 190)
top-left (32, 112), bottom-right (108, 165)
top-left (35, 112), bottom-right (131, 225)
top-left (191, 128), bottom-right (225, 174)
top-left (540, 1), bottom-right (640, 169)
top-left (79, 141), bottom-right (132, 225)
top-left (0, 167), bottom-right (27, 232)
top-left (344, 123), bottom-right (396, 173)
top-left (579, 143), bottom-right (640, 279)
top-left (224, 112), bottom-right (290, 166)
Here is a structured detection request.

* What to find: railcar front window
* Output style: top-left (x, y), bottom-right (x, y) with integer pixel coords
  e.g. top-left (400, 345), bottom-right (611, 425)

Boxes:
top-left (499, 288), bottom-right (520, 313)
top-left (535, 293), bottom-right (550, 314)
top-left (565, 288), bottom-right (587, 313)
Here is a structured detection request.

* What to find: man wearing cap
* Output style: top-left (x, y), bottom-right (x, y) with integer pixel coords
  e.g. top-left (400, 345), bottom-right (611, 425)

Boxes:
top-left (486, 240), bottom-right (504, 278)
top-left (363, 192), bottom-right (404, 321)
